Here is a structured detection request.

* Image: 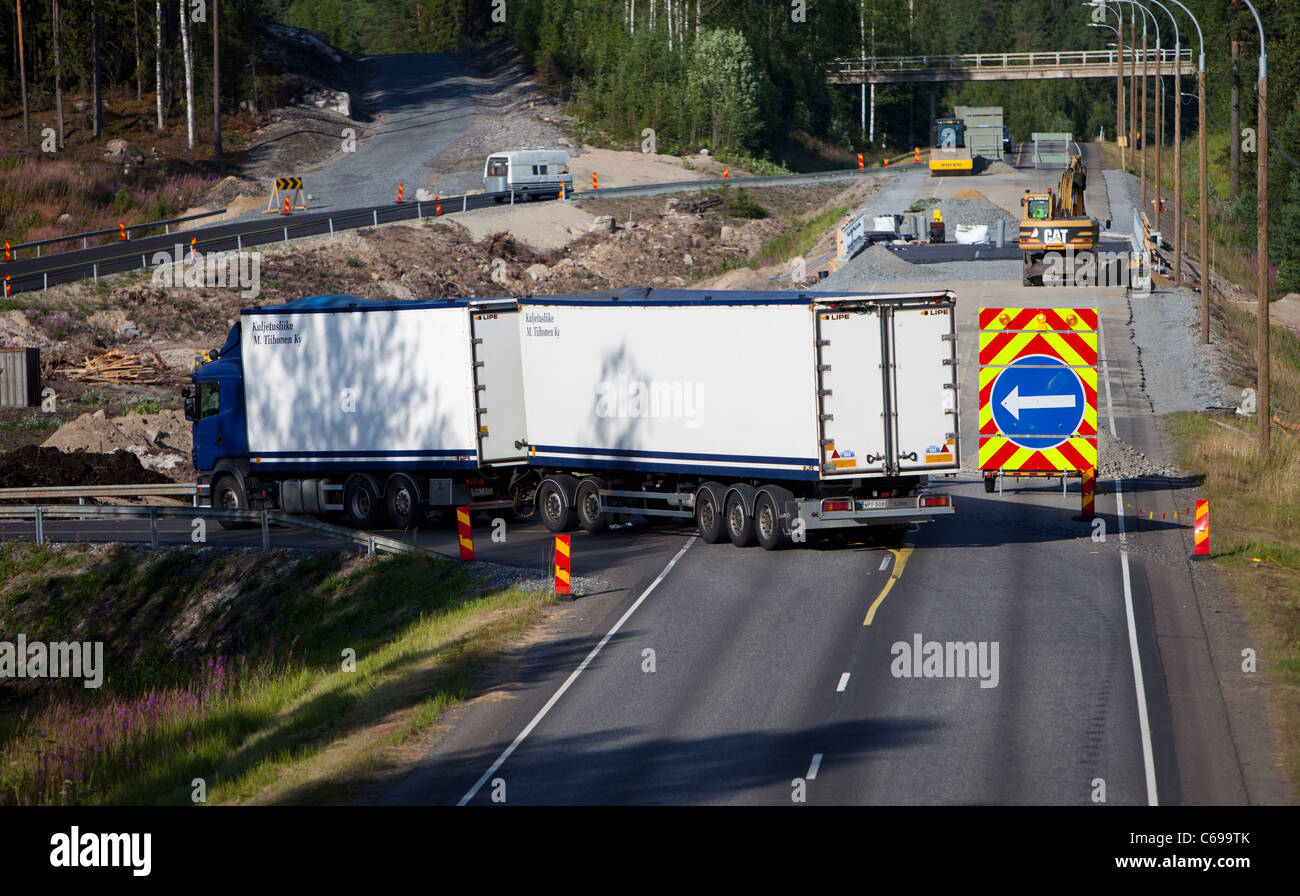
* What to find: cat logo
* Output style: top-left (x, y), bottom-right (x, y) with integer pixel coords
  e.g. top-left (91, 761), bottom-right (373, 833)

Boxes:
top-left (1044, 228), bottom-right (1068, 244)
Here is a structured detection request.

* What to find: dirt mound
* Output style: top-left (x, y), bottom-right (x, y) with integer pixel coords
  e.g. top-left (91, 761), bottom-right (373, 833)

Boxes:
top-left (0, 445), bottom-right (170, 488)
top-left (953, 188), bottom-right (990, 201)
top-left (43, 409), bottom-right (191, 478)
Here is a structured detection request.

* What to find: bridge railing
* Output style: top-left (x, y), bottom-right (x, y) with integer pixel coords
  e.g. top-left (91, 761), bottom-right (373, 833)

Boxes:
top-left (831, 47), bottom-right (1191, 74)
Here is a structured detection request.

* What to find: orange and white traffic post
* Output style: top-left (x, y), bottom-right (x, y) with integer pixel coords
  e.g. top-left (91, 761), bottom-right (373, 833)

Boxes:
top-left (914, 146), bottom-right (921, 164)
top-left (883, 157), bottom-right (889, 167)
top-left (435, 196), bottom-right (442, 216)
top-left (592, 172), bottom-right (598, 190)
top-left (119, 222), bottom-right (127, 241)
top-left (857, 153), bottom-right (864, 169)
top-left (554, 534), bottom-right (571, 596)
top-left (4, 240), bottom-right (10, 261)
top-left (283, 195), bottom-right (291, 215)
top-left (1193, 499), bottom-right (1210, 557)
top-left (397, 183), bottom-right (404, 203)
top-left (457, 506), bottom-right (474, 561)
top-left (190, 237), bottom-right (198, 259)
top-left (3, 275), bottom-right (10, 297)
top-left (1081, 467), bottom-right (1096, 519)
top-left (723, 167), bottom-right (729, 179)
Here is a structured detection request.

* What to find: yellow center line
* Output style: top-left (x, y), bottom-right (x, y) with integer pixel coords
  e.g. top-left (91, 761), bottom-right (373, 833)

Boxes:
top-left (864, 546), bottom-right (912, 625)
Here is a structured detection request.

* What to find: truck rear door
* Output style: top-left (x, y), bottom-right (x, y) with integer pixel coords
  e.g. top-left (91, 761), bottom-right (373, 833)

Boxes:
top-left (888, 296), bottom-right (959, 473)
top-left (470, 303), bottom-right (528, 466)
top-left (815, 306), bottom-right (889, 477)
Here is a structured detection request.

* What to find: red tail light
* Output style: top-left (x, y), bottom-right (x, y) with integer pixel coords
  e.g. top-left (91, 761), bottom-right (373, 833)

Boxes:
top-left (822, 499), bottom-right (851, 513)
top-left (920, 495), bottom-right (949, 508)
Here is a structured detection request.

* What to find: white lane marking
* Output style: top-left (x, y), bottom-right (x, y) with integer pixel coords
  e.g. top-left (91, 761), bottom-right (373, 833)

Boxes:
top-left (457, 537), bottom-right (698, 806)
top-left (878, 556), bottom-right (890, 571)
top-left (1099, 314), bottom-right (1159, 806)
top-left (836, 673), bottom-right (850, 692)
top-left (806, 754), bottom-right (823, 781)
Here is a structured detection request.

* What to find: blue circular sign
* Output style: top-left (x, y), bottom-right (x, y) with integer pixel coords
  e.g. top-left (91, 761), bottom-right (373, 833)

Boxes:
top-left (990, 354), bottom-right (1085, 450)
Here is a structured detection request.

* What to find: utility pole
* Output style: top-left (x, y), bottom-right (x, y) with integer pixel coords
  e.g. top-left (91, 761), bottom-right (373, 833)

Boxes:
top-left (1230, 41), bottom-right (1240, 202)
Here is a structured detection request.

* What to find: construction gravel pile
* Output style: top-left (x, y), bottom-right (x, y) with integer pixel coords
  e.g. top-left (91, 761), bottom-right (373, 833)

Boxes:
top-left (828, 243), bottom-right (1021, 287)
top-left (929, 195), bottom-right (1020, 235)
top-left (1096, 427), bottom-right (1179, 478)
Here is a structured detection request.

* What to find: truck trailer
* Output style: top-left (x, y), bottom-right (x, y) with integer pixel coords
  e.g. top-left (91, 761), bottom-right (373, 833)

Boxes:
top-left (186, 288), bottom-right (959, 549)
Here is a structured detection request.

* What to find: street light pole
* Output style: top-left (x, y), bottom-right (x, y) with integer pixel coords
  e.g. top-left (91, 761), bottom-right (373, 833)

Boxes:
top-left (1090, 3), bottom-right (1126, 169)
top-left (1140, 0), bottom-right (1183, 282)
top-left (1235, 0), bottom-right (1269, 454)
top-left (1165, 0), bottom-right (1208, 342)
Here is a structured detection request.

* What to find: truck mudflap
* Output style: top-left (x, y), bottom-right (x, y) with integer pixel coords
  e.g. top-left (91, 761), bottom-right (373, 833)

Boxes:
top-left (797, 493), bottom-right (954, 530)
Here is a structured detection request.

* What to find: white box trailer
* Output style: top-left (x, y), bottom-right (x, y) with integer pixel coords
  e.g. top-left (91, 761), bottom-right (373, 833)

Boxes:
top-left (190, 295), bottom-right (528, 528)
top-left (516, 288), bottom-right (958, 548)
top-left (191, 288), bottom-right (959, 549)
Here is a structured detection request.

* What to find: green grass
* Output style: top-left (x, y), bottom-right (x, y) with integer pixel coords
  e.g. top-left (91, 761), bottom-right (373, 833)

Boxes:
top-left (0, 414), bottom-right (59, 433)
top-left (748, 205), bottom-right (848, 270)
top-left (129, 398), bottom-right (163, 415)
top-left (0, 546), bottom-right (554, 805)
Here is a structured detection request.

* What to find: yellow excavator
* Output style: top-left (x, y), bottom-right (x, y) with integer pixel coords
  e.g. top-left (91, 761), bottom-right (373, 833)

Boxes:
top-left (1018, 154), bottom-right (1100, 285)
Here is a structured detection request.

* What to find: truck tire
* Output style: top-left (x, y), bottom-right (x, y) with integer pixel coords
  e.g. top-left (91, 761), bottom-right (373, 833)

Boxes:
top-left (212, 474), bottom-right (249, 530)
top-left (754, 488), bottom-right (792, 551)
top-left (385, 474), bottom-right (421, 530)
top-left (537, 478), bottom-right (577, 533)
top-left (725, 488), bottom-right (757, 548)
top-left (345, 475), bottom-right (382, 529)
top-left (694, 483), bottom-right (726, 543)
top-left (575, 478), bottom-right (608, 533)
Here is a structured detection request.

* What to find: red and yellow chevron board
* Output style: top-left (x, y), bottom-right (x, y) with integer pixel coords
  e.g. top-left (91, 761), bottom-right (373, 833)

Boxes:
top-left (979, 307), bottom-right (1098, 472)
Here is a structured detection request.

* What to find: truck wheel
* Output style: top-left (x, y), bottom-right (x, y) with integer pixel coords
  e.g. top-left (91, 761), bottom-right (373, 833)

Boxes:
top-left (754, 489), bottom-right (791, 551)
top-left (345, 475), bottom-right (382, 529)
top-left (212, 474), bottom-right (249, 530)
top-left (694, 484), bottom-right (726, 543)
top-left (725, 491), bottom-right (756, 547)
top-left (537, 479), bottom-right (577, 532)
top-left (385, 474), bottom-right (421, 529)
top-left (576, 479), bottom-right (608, 533)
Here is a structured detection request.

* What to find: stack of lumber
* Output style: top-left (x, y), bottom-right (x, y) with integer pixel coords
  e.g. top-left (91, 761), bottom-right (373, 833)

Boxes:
top-left (65, 349), bottom-right (165, 384)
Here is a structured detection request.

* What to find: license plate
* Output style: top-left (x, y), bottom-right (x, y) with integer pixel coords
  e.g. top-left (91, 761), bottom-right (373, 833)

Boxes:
top-left (471, 487), bottom-right (494, 497)
top-left (858, 499), bottom-right (890, 510)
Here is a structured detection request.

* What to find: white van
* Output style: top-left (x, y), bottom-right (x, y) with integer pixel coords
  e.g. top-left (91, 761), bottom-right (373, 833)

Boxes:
top-left (483, 150), bottom-right (574, 200)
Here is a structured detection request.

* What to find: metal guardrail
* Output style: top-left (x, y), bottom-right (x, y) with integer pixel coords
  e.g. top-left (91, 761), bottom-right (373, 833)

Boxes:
top-left (0, 483), bottom-right (198, 500)
top-left (568, 165), bottom-right (918, 201)
top-left (5, 209), bottom-right (228, 260)
top-left (0, 503), bottom-right (431, 557)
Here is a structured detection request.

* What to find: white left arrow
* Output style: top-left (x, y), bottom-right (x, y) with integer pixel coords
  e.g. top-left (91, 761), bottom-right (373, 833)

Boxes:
top-left (1001, 384), bottom-right (1076, 421)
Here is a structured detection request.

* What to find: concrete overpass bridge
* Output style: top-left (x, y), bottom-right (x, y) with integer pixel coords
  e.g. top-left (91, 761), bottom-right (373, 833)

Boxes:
top-left (828, 48), bottom-right (1193, 84)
